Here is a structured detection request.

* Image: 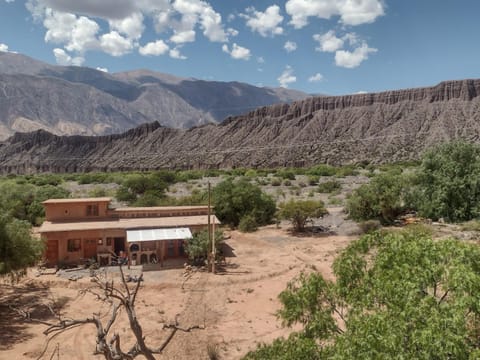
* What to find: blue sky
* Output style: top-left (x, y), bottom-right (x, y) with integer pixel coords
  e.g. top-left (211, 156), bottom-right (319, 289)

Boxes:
top-left (0, 0), bottom-right (479, 95)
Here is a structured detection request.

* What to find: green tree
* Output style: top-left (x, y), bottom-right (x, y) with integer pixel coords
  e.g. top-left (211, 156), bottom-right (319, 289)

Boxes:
top-left (185, 229), bottom-right (224, 265)
top-left (414, 141), bottom-right (480, 222)
top-left (0, 214), bottom-right (43, 281)
top-left (278, 200), bottom-right (328, 232)
top-left (346, 169), bottom-right (409, 224)
top-left (213, 179), bottom-right (276, 228)
top-left (245, 228), bottom-right (480, 359)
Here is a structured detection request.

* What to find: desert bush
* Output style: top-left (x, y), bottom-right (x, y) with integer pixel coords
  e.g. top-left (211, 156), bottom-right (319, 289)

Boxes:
top-left (358, 219), bottom-right (381, 233)
top-left (278, 199), bottom-right (328, 232)
top-left (271, 178), bottom-right (282, 186)
top-left (283, 179), bottom-right (292, 186)
top-left (308, 175), bottom-right (319, 186)
top-left (185, 229), bottom-right (224, 265)
top-left (307, 164), bottom-right (336, 177)
top-left (239, 214), bottom-right (258, 232)
top-left (277, 169), bottom-right (296, 180)
top-left (346, 170), bottom-right (409, 224)
top-left (213, 179), bottom-right (276, 228)
top-left (317, 180), bottom-right (341, 193)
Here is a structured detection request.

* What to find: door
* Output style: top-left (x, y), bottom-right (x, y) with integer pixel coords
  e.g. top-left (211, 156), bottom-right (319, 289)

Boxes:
top-left (114, 237), bottom-right (125, 255)
top-left (45, 240), bottom-right (58, 267)
top-left (84, 239), bottom-right (98, 260)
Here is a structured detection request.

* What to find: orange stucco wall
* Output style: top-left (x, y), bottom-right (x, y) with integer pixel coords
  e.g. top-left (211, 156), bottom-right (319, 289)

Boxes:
top-left (45, 202), bottom-right (110, 221)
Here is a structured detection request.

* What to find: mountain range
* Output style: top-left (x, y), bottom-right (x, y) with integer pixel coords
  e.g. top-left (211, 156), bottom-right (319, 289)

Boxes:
top-left (0, 78), bottom-right (479, 173)
top-left (0, 52), bottom-right (308, 140)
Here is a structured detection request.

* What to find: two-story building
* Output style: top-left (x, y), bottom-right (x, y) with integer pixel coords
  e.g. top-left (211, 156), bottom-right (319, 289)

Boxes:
top-left (38, 197), bottom-right (219, 268)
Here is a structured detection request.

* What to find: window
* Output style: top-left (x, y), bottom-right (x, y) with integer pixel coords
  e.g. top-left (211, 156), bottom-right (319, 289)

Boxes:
top-left (86, 204), bottom-right (99, 216)
top-left (106, 237), bottom-right (112, 246)
top-left (98, 239), bottom-right (103, 245)
top-left (67, 239), bottom-right (81, 252)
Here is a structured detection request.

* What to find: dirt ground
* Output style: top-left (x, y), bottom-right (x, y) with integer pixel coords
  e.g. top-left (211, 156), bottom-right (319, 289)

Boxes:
top-left (0, 219), bottom-right (357, 360)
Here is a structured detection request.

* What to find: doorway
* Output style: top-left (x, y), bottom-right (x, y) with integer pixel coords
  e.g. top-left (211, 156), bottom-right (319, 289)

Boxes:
top-left (114, 237), bottom-right (125, 255)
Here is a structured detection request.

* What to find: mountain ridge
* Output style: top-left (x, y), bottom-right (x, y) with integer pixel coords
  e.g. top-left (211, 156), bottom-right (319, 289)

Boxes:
top-left (1, 78), bottom-right (479, 173)
top-left (0, 52), bottom-right (308, 139)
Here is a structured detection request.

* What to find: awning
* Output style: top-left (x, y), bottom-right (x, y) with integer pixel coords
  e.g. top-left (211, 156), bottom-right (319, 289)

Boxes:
top-left (126, 228), bottom-right (193, 242)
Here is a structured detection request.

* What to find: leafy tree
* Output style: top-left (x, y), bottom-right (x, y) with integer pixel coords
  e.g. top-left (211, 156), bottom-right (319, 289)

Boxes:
top-left (185, 229), bottom-right (224, 265)
top-left (414, 141), bottom-right (480, 222)
top-left (213, 179), bottom-right (276, 228)
top-left (346, 169), bottom-right (409, 224)
top-left (238, 214), bottom-right (258, 233)
top-left (245, 228), bottom-right (480, 359)
top-left (278, 200), bottom-right (328, 232)
top-left (0, 214), bottom-right (43, 281)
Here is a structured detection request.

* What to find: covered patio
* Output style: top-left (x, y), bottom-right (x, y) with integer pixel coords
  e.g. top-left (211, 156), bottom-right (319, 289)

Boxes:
top-left (126, 228), bottom-right (193, 266)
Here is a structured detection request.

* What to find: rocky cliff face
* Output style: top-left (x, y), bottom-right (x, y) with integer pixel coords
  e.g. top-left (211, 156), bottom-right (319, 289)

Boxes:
top-left (0, 79), bottom-right (479, 173)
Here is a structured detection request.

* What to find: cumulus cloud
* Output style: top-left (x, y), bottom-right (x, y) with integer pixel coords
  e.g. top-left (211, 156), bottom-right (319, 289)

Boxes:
top-left (169, 47), bottom-right (187, 59)
top-left (139, 40), bottom-right (169, 56)
top-left (96, 67), bottom-right (108, 72)
top-left (277, 65), bottom-right (296, 88)
top-left (284, 41), bottom-right (297, 52)
top-left (0, 43), bottom-right (9, 52)
top-left (109, 12), bottom-right (144, 40)
top-left (313, 30), bottom-right (344, 52)
top-left (222, 43), bottom-right (251, 60)
top-left (99, 31), bottom-right (134, 56)
top-left (53, 48), bottom-right (84, 65)
top-left (285, 0), bottom-right (384, 28)
top-left (308, 73), bottom-right (324, 82)
top-left (27, 0), bottom-right (229, 61)
top-left (242, 5), bottom-right (283, 37)
top-left (335, 42), bottom-right (377, 68)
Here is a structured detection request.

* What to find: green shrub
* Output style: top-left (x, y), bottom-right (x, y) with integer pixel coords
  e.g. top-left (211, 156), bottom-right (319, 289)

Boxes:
top-left (358, 219), bottom-right (381, 233)
top-left (239, 214), bottom-right (258, 232)
top-left (271, 178), bottom-right (282, 186)
top-left (278, 199), bottom-right (328, 232)
top-left (317, 180), bottom-right (341, 193)
top-left (213, 179), bottom-right (276, 228)
top-left (308, 175), bottom-right (319, 186)
top-left (283, 179), bottom-right (292, 186)
top-left (307, 164), bottom-right (336, 177)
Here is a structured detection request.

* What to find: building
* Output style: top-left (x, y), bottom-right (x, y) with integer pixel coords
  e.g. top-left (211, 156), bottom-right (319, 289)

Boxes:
top-left (38, 197), bottom-right (219, 268)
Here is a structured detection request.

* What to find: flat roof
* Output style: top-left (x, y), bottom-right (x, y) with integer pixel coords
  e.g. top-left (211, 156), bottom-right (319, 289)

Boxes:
top-left (113, 205), bottom-right (210, 212)
top-left (42, 197), bottom-right (112, 204)
top-left (38, 215), bottom-right (220, 233)
top-left (127, 228), bottom-right (193, 242)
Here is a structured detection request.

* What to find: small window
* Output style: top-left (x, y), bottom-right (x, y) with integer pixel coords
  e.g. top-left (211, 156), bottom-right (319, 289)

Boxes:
top-left (98, 239), bottom-right (103, 245)
top-left (86, 204), bottom-right (99, 216)
top-left (106, 237), bottom-right (112, 246)
top-left (67, 239), bottom-right (81, 252)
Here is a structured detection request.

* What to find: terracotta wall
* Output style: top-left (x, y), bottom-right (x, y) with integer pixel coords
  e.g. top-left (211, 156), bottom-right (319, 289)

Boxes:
top-left (45, 202), bottom-right (110, 221)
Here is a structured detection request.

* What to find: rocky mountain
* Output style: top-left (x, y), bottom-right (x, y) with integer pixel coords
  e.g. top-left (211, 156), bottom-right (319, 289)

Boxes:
top-left (0, 78), bottom-right (479, 174)
top-left (0, 52), bottom-right (308, 139)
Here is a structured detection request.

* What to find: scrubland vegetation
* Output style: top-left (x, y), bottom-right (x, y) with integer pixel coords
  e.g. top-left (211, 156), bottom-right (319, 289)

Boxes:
top-left (2, 141), bottom-right (480, 358)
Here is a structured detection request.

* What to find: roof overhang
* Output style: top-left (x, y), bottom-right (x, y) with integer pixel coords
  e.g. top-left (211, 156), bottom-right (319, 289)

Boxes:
top-left (126, 228), bottom-right (193, 242)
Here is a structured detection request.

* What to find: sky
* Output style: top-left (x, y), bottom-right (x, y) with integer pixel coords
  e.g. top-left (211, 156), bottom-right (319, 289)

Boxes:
top-left (0, 0), bottom-right (479, 95)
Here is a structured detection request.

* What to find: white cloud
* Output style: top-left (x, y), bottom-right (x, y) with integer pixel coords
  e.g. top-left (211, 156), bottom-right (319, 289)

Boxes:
top-left (169, 47), bottom-right (187, 60)
top-left (0, 43), bottom-right (9, 52)
top-left (335, 42), bottom-right (377, 68)
top-left (308, 73), bottom-right (324, 82)
top-left (356, 90), bottom-right (368, 94)
top-left (100, 31), bottom-right (134, 56)
top-left (5, 0), bottom-right (15, 3)
top-left (96, 67), bottom-right (108, 72)
top-left (284, 41), bottom-right (297, 52)
top-left (278, 65), bottom-right (296, 88)
top-left (170, 29), bottom-right (196, 43)
top-left (313, 30), bottom-right (344, 52)
top-left (257, 56), bottom-right (265, 64)
top-left (139, 39), bottom-right (169, 56)
top-left (227, 28), bottom-right (239, 37)
top-left (109, 12), bottom-right (144, 40)
top-left (285, 0), bottom-right (384, 28)
top-left (222, 43), bottom-right (251, 60)
top-left (27, 0), bottom-right (229, 61)
top-left (53, 48), bottom-right (84, 65)
top-left (242, 5), bottom-right (283, 37)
